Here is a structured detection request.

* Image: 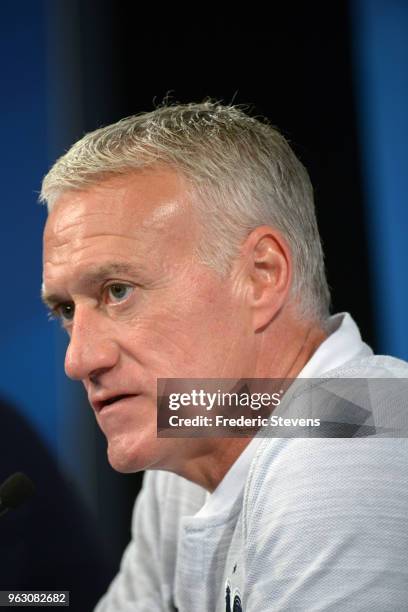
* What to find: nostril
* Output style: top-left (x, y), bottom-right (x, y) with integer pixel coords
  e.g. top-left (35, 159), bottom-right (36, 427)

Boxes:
top-left (89, 367), bottom-right (114, 385)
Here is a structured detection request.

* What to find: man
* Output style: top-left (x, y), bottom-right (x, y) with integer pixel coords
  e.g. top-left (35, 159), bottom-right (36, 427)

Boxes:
top-left (41, 103), bottom-right (408, 610)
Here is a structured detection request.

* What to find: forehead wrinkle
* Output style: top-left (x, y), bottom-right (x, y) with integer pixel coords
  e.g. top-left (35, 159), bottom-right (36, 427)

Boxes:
top-left (49, 209), bottom-right (112, 236)
top-left (48, 209), bottom-right (172, 248)
top-left (42, 262), bottom-right (146, 307)
top-left (49, 232), bottom-right (148, 250)
top-left (45, 233), bottom-right (154, 272)
top-left (79, 262), bottom-right (146, 283)
top-left (51, 191), bottom-right (186, 234)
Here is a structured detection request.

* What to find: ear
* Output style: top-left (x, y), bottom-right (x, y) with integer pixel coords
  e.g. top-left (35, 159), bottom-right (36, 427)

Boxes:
top-left (241, 226), bottom-right (292, 332)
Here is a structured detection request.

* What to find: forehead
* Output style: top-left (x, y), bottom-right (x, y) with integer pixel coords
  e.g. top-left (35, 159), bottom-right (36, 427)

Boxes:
top-left (45, 167), bottom-right (194, 240)
top-left (43, 168), bottom-right (197, 275)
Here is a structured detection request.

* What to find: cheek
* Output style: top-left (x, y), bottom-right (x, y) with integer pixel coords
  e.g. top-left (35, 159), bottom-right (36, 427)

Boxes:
top-left (119, 314), bottom-right (214, 370)
top-left (119, 294), bottom-right (248, 378)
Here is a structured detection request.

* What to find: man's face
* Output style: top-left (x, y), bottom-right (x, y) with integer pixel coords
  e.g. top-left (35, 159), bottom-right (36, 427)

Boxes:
top-left (43, 168), bottom-right (253, 473)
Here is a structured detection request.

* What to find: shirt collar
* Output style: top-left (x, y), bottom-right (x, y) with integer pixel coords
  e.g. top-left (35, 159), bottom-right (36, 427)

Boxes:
top-left (298, 312), bottom-right (373, 378)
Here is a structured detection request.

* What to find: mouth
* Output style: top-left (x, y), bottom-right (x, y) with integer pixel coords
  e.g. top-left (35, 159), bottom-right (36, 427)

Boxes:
top-left (93, 394), bottom-right (138, 413)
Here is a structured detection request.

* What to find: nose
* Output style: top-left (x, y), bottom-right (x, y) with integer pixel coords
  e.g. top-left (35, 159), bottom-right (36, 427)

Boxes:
top-left (64, 307), bottom-right (119, 381)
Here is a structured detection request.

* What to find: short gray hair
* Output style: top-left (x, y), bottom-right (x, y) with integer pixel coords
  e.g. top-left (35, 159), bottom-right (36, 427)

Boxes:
top-left (40, 101), bottom-right (330, 321)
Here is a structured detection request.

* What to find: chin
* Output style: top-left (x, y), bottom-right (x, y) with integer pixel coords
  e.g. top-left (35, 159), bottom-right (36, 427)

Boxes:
top-left (106, 434), bottom-right (163, 474)
top-left (106, 444), bottom-right (145, 473)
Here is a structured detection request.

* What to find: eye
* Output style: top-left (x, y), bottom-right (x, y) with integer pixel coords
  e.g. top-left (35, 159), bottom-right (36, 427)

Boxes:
top-left (105, 283), bottom-right (134, 304)
top-left (55, 302), bottom-right (75, 322)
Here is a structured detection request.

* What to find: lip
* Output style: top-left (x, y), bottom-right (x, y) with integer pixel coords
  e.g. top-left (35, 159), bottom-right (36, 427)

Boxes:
top-left (91, 393), bottom-right (139, 413)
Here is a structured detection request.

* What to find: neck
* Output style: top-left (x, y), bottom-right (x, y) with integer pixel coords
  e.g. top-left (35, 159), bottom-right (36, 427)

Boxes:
top-left (165, 437), bottom-right (251, 492)
top-left (258, 312), bottom-right (328, 379)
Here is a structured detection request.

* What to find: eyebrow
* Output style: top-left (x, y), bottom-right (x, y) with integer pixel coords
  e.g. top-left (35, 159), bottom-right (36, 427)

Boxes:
top-left (41, 262), bottom-right (144, 308)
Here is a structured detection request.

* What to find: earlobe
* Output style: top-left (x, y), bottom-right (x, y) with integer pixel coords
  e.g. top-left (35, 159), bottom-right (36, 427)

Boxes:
top-left (245, 227), bottom-right (292, 331)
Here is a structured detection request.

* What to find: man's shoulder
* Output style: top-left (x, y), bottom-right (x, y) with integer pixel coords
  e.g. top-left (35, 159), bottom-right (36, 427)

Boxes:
top-left (324, 352), bottom-right (408, 378)
top-left (243, 436), bottom-right (408, 533)
top-left (243, 352), bottom-right (408, 515)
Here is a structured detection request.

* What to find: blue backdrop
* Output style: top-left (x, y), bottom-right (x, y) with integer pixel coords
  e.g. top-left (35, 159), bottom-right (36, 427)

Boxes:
top-left (352, 0), bottom-right (408, 360)
top-left (0, 2), bottom-right (58, 451)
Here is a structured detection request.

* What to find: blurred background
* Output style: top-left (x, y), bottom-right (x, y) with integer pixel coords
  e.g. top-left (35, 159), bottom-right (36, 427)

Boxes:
top-left (0, 0), bottom-right (407, 609)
